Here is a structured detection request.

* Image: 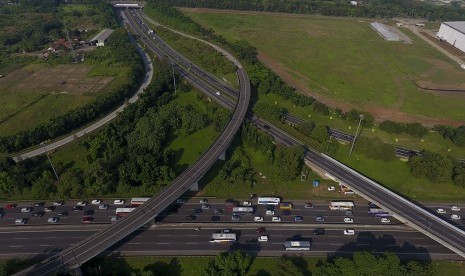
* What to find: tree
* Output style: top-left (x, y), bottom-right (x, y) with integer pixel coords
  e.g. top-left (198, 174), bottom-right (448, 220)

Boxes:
top-left (408, 152), bottom-right (453, 183)
top-left (311, 124), bottom-right (329, 143)
top-left (273, 255), bottom-right (305, 276)
top-left (0, 172), bottom-right (14, 196)
top-left (379, 120), bottom-right (404, 134)
top-left (203, 251), bottom-right (252, 276)
top-left (296, 122), bottom-right (315, 137)
top-left (452, 163), bottom-right (465, 187)
top-left (275, 145), bottom-right (304, 180)
top-left (30, 171), bottom-right (56, 200)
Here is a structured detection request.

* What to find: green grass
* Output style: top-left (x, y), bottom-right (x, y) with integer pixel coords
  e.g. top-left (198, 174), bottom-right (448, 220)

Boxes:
top-left (184, 10), bottom-right (465, 122)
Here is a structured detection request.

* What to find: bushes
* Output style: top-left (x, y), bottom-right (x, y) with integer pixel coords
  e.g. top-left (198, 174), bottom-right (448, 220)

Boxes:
top-left (408, 152), bottom-right (453, 183)
top-left (380, 121), bottom-right (428, 138)
top-left (253, 101), bottom-right (285, 122)
top-left (434, 125), bottom-right (465, 147)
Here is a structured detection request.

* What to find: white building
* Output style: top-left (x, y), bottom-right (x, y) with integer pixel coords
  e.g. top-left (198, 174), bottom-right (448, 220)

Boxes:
top-left (437, 21), bottom-right (465, 53)
top-left (90, 29), bottom-right (114, 47)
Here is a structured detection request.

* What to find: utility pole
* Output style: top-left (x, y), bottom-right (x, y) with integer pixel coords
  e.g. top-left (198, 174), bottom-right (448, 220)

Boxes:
top-left (171, 62), bottom-right (176, 95)
top-left (41, 142), bottom-right (60, 181)
top-left (349, 114), bottom-right (364, 157)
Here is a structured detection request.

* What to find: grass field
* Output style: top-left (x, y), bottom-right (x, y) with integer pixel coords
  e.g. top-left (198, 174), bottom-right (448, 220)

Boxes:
top-left (184, 9), bottom-right (465, 123)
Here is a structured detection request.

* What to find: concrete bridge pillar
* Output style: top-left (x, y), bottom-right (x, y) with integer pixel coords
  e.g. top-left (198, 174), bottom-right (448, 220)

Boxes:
top-left (189, 181), bottom-right (199, 191)
top-left (218, 151), bottom-right (226, 161)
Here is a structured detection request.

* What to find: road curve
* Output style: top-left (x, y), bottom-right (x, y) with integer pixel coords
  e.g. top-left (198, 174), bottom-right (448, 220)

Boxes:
top-left (14, 9), bottom-right (251, 276)
top-left (12, 33), bottom-right (154, 162)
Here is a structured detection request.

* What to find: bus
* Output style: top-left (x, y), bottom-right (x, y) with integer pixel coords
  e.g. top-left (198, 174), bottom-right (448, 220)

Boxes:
top-left (232, 207), bottom-right (254, 214)
top-left (368, 207), bottom-right (384, 214)
top-left (372, 212), bottom-right (390, 217)
top-left (329, 200), bottom-right (355, 210)
top-left (257, 197), bottom-right (281, 205)
top-left (131, 197), bottom-right (150, 206)
top-left (209, 233), bottom-right (237, 243)
top-left (115, 208), bottom-right (136, 216)
top-left (284, 241), bottom-right (311, 251)
top-left (279, 202), bottom-right (293, 210)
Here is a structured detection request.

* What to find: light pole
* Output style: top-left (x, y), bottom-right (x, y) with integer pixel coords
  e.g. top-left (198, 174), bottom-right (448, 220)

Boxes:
top-left (349, 114), bottom-right (364, 157)
top-left (171, 62), bottom-right (176, 95)
top-left (41, 142), bottom-right (60, 181)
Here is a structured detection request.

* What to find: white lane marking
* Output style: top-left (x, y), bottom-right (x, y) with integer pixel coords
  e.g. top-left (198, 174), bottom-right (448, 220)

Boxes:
top-left (40, 245), bottom-right (52, 247)
top-left (14, 237), bottom-right (28, 240)
top-left (156, 242), bottom-right (170, 244)
top-left (9, 245), bottom-right (22, 248)
top-left (185, 242), bottom-right (198, 244)
top-left (127, 242), bottom-right (141, 245)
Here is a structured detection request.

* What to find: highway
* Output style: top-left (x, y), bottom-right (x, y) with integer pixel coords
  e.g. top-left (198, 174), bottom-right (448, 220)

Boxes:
top-left (12, 31), bottom-right (154, 162)
top-left (15, 8), bottom-right (251, 275)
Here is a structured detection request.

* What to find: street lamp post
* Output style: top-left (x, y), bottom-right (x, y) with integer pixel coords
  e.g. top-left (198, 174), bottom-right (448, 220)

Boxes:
top-left (171, 62), bottom-right (176, 95)
top-left (349, 114), bottom-right (364, 157)
top-left (41, 142), bottom-right (60, 181)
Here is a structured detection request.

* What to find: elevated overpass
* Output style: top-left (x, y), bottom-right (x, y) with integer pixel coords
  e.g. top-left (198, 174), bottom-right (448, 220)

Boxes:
top-left (111, 1), bottom-right (146, 8)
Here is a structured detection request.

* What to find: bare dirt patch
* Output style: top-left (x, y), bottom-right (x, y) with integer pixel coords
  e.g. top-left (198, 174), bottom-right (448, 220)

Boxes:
top-left (0, 65), bottom-right (113, 95)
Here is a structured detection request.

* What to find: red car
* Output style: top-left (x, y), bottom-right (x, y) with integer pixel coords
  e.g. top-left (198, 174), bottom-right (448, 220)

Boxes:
top-left (6, 204), bottom-right (17, 210)
top-left (82, 216), bottom-right (94, 223)
top-left (256, 227), bottom-right (266, 234)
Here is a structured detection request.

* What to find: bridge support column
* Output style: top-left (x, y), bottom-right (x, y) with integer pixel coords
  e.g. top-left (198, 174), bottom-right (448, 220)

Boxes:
top-left (189, 181), bottom-right (199, 191)
top-left (218, 151), bottom-right (226, 161)
top-left (70, 267), bottom-right (83, 276)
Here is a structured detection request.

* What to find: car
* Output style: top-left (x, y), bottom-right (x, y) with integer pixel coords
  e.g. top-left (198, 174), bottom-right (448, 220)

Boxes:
top-left (34, 202), bottom-right (45, 207)
top-left (282, 210), bottom-right (291, 216)
top-left (84, 210), bottom-right (94, 216)
top-left (249, 194), bottom-right (257, 199)
top-left (91, 199), bottom-right (102, 205)
top-left (15, 218), bottom-right (27, 225)
top-left (231, 215), bottom-right (241, 221)
top-left (186, 215), bottom-right (196, 220)
top-left (176, 198), bottom-right (185, 204)
top-left (215, 91), bottom-right (221, 96)
top-left (344, 229), bottom-right (355, 235)
top-left (437, 208), bottom-right (446, 214)
top-left (304, 202), bottom-right (313, 208)
top-left (256, 227), bottom-right (266, 234)
top-left (313, 228), bottom-right (325, 235)
top-left (53, 200), bottom-right (64, 206)
top-left (243, 201), bottom-right (252, 206)
top-left (345, 210), bottom-right (353, 216)
top-left (294, 216), bottom-right (304, 222)
top-left (232, 212), bottom-right (239, 216)
top-left (344, 217), bottom-right (354, 223)
top-left (76, 201), bottom-right (88, 207)
top-left (47, 217), bottom-right (59, 224)
top-left (57, 211), bottom-right (68, 217)
top-left (193, 208), bottom-right (202, 214)
top-left (327, 186), bottom-right (336, 191)
top-left (272, 216), bottom-right (281, 222)
top-left (73, 206), bottom-right (83, 211)
top-left (44, 206), bottom-right (55, 212)
top-left (199, 199), bottom-right (208, 204)
top-left (6, 204), bottom-right (17, 209)
top-left (381, 218), bottom-right (391, 223)
top-left (451, 214), bottom-right (461, 220)
top-left (254, 216), bottom-right (264, 222)
top-left (201, 204), bottom-right (210, 210)
top-left (316, 216), bottom-right (325, 223)
top-left (451, 205), bottom-right (461, 211)
top-left (110, 216), bottom-right (119, 222)
top-left (265, 209), bottom-right (275, 216)
top-left (99, 204), bottom-right (109, 210)
top-left (21, 207), bottom-right (33, 213)
top-left (213, 209), bottom-right (223, 215)
top-left (114, 199), bottom-right (125, 205)
top-left (258, 235), bottom-right (268, 242)
top-left (263, 124), bottom-right (270, 129)
top-left (210, 216), bottom-right (220, 222)
top-left (221, 229), bottom-right (232, 233)
top-left (82, 216), bottom-right (94, 223)
top-left (33, 211), bottom-right (46, 217)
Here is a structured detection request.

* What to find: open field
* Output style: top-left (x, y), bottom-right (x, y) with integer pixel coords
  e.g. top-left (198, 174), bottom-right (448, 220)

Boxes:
top-left (184, 9), bottom-right (465, 125)
top-left (0, 63), bottom-right (121, 136)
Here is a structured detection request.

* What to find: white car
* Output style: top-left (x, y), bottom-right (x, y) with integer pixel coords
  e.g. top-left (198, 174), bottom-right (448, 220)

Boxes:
top-left (265, 210), bottom-right (275, 216)
top-left (327, 186), bottom-right (335, 191)
top-left (91, 199), bottom-right (102, 205)
top-left (15, 218), bottom-right (26, 225)
top-left (216, 91), bottom-right (221, 96)
top-left (344, 217), bottom-right (354, 223)
top-left (243, 201), bottom-right (252, 206)
top-left (76, 201), bottom-right (88, 206)
top-left (47, 217), bottom-right (59, 224)
top-left (114, 199), bottom-right (125, 205)
top-left (437, 208), bottom-right (446, 214)
top-left (451, 205), bottom-right (461, 211)
top-left (272, 216), bottom-right (281, 222)
top-left (258, 235), bottom-right (268, 242)
top-left (381, 218), bottom-right (391, 223)
top-left (344, 229), bottom-right (355, 235)
top-left (254, 216), bottom-right (264, 222)
top-left (21, 207), bottom-right (32, 213)
top-left (451, 214), bottom-right (461, 220)
top-left (99, 204), bottom-right (109, 210)
top-left (199, 199), bottom-right (208, 204)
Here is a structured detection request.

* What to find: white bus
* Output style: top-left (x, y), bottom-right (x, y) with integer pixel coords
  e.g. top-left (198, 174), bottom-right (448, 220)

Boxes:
top-left (232, 207), bottom-right (254, 213)
top-left (131, 197), bottom-right (150, 206)
top-left (329, 200), bottom-right (355, 210)
top-left (284, 241), bottom-right (311, 251)
top-left (209, 233), bottom-right (237, 243)
top-left (115, 208), bottom-right (136, 216)
top-left (257, 197), bottom-right (281, 205)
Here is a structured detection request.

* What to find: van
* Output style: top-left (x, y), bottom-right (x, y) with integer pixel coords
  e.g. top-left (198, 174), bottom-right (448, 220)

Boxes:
top-left (344, 229), bottom-right (355, 235)
top-left (258, 235), bottom-right (268, 242)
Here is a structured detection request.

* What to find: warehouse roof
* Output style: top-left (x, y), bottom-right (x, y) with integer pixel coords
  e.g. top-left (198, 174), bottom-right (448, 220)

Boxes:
top-left (443, 22), bottom-right (465, 35)
top-left (90, 28), bottom-right (114, 42)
